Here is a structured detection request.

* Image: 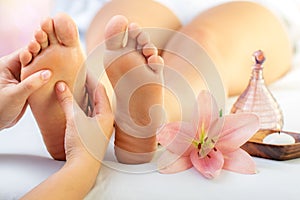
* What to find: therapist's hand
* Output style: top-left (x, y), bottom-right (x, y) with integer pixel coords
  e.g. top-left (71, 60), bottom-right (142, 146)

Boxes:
top-left (20, 78), bottom-right (114, 200)
top-left (0, 50), bottom-right (52, 130)
top-left (55, 78), bottom-right (114, 164)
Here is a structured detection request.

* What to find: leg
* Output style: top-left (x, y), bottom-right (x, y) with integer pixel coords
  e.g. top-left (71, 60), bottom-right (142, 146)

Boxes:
top-left (163, 1), bottom-right (292, 98)
top-left (104, 16), bottom-right (164, 164)
top-left (20, 13), bottom-right (86, 160)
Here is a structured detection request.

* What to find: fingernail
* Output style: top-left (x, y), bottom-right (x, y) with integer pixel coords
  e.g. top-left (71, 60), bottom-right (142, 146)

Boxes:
top-left (41, 70), bottom-right (51, 80)
top-left (57, 82), bottom-right (66, 92)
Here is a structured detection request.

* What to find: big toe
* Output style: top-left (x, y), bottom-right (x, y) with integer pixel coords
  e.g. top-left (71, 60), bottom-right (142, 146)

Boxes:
top-left (104, 15), bottom-right (129, 50)
top-left (53, 13), bottom-right (80, 47)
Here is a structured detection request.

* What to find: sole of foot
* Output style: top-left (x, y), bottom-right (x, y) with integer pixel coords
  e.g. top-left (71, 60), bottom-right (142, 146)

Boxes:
top-left (20, 13), bottom-right (86, 161)
top-left (104, 15), bottom-right (164, 164)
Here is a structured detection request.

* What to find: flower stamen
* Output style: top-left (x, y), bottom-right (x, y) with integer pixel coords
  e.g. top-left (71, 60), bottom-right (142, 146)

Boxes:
top-left (204, 137), bottom-right (208, 142)
top-left (197, 143), bottom-right (202, 150)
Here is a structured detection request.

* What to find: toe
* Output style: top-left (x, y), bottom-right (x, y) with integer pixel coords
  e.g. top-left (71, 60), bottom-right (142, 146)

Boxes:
top-left (137, 31), bottom-right (150, 47)
top-left (143, 43), bottom-right (158, 58)
top-left (148, 55), bottom-right (164, 74)
top-left (41, 17), bottom-right (58, 45)
top-left (104, 15), bottom-right (129, 50)
top-left (53, 13), bottom-right (80, 47)
top-left (127, 23), bottom-right (141, 48)
top-left (35, 29), bottom-right (48, 49)
top-left (19, 50), bottom-right (33, 67)
top-left (28, 40), bottom-right (41, 57)
top-left (128, 23), bottom-right (141, 39)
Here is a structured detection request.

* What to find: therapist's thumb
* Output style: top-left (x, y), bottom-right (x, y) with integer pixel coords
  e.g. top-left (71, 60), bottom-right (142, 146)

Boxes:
top-left (15, 70), bottom-right (51, 99)
top-left (55, 81), bottom-right (77, 121)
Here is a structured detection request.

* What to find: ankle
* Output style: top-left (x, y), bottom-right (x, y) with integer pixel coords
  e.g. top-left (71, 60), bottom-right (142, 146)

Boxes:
top-left (115, 126), bottom-right (157, 152)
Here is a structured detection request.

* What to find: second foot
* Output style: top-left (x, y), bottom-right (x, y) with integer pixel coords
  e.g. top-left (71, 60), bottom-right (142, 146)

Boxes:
top-left (104, 15), bottom-right (164, 164)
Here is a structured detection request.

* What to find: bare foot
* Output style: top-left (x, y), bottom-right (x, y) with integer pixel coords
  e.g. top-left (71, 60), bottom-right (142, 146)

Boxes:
top-left (20, 13), bottom-right (86, 161)
top-left (104, 15), bottom-right (164, 164)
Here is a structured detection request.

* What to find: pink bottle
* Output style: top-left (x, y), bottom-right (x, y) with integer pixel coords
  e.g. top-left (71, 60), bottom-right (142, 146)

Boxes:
top-left (231, 50), bottom-right (283, 130)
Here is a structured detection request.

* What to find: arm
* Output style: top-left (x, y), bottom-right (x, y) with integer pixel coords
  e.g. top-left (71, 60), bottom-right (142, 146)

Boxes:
top-left (21, 81), bottom-right (114, 200)
top-left (21, 156), bottom-right (100, 200)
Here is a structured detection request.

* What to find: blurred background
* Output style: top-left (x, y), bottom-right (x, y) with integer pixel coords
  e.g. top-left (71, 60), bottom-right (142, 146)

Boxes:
top-left (0, 0), bottom-right (52, 57)
top-left (1, 0), bottom-right (300, 57)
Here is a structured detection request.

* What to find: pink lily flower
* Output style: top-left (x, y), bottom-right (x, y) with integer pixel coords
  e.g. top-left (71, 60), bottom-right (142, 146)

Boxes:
top-left (157, 91), bottom-right (260, 179)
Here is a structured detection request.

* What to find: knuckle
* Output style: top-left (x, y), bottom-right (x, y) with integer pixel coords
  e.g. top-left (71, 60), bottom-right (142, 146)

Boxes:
top-left (61, 95), bottom-right (73, 105)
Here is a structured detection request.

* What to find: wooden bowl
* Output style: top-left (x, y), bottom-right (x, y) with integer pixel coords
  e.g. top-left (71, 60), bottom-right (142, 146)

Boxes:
top-left (241, 130), bottom-right (300, 161)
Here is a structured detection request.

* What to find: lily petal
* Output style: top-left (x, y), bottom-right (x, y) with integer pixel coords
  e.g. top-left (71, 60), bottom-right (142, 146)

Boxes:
top-left (216, 113), bottom-right (259, 153)
top-left (158, 150), bottom-right (193, 174)
top-left (192, 91), bottom-right (220, 135)
top-left (157, 122), bottom-right (195, 156)
top-left (223, 148), bottom-right (256, 174)
top-left (190, 149), bottom-right (224, 179)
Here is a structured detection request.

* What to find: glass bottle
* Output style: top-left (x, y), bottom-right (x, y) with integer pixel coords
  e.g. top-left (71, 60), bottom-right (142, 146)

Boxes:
top-left (231, 50), bottom-right (283, 130)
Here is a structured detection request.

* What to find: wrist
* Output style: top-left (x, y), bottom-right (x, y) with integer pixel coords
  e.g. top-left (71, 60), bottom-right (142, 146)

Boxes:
top-left (67, 151), bottom-right (101, 167)
top-left (65, 150), bottom-right (101, 174)
top-left (62, 153), bottom-right (101, 192)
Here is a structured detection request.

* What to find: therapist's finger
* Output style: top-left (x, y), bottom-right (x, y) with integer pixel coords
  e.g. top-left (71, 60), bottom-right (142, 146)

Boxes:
top-left (93, 83), bottom-right (112, 116)
top-left (86, 71), bottom-right (98, 95)
top-left (55, 81), bottom-right (77, 121)
top-left (2, 48), bottom-right (23, 78)
top-left (85, 71), bottom-right (98, 110)
top-left (13, 70), bottom-right (51, 99)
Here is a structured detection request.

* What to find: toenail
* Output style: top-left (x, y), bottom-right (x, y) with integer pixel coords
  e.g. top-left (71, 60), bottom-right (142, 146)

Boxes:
top-left (57, 82), bottom-right (66, 92)
top-left (41, 70), bottom-right (51, 80)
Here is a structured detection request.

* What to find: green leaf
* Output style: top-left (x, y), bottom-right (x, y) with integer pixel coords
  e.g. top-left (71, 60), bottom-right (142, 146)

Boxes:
top-left (219, 109), bottom-right (223, 117)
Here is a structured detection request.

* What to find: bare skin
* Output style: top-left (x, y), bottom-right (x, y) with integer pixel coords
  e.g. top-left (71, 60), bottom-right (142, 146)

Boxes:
top-left (0, 50), bottom-right (52, 130)
top-left (163, 1), bottom-right (292, 96)
top-left (104, 16), bottom-right (164, 164)
top-left (20, 13), bottom-right (86, 161)
top-left (86, 0), bottom-right (181, 53)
